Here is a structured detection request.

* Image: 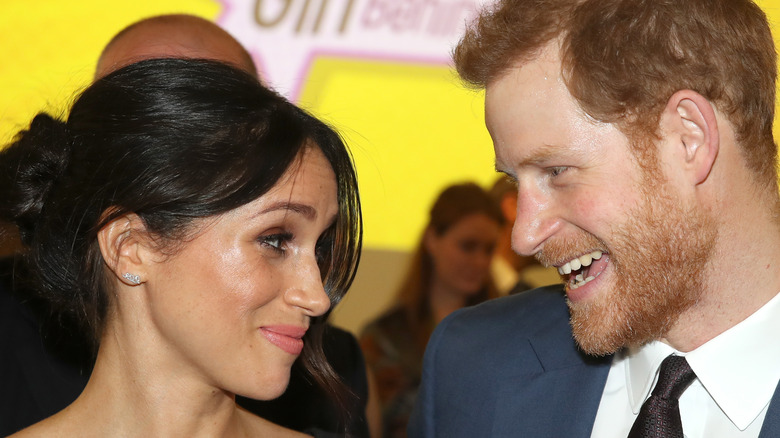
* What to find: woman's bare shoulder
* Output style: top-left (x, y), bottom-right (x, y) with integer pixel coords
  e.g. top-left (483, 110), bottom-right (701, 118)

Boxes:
top-left (7, 416), bottom-right (70, 438)
top-left (7, 403), bottom-right (97, 438)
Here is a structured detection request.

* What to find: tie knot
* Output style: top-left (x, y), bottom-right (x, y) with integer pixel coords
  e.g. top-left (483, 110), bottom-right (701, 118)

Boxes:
top-left (652, 355), bottom-right (696, 400)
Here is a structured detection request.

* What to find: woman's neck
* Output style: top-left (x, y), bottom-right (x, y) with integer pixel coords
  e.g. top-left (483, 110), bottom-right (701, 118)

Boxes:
top-left (81, 330), bottom-right (243, 436)
top-left (35, 316), bottom-right (283, 438)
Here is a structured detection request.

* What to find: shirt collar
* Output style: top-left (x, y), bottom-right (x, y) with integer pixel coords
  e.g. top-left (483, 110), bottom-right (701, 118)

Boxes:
top-left (624, 340), bottom-right (675, 414)
top-left (625, 291), bottom-right (780, 431)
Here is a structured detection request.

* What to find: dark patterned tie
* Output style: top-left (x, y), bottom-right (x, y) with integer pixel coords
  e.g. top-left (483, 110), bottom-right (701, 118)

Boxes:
top-left (628, 355), bottom-right (696, 438)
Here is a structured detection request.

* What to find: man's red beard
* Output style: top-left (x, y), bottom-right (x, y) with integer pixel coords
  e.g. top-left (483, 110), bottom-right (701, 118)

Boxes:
top-left (537, 173), bottom-right (717, 356)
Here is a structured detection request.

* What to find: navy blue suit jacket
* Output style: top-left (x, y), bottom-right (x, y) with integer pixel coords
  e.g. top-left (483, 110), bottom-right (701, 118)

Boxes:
top-left (408, 285), bottom-right (780, 437)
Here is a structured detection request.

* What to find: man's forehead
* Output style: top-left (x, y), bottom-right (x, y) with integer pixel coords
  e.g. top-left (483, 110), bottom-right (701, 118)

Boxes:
top-left (485, 59), bottom-right (626, 174)
top-left (485, 54), bottom-right (566, 141)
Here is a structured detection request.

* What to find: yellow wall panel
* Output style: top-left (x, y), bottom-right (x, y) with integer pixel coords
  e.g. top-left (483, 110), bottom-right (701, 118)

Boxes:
top-left (0, 0), bottom-right (219, 142)
top-left (300, 58), bottom-right (495, 250)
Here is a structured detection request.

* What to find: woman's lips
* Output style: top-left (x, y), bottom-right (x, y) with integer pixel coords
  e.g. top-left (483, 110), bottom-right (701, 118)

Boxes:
top-left (259, 326), bottom-right (307, 355)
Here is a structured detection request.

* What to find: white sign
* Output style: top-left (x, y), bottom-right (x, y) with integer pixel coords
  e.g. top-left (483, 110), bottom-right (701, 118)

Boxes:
top-left (219, 0), bottom-right (485, 99)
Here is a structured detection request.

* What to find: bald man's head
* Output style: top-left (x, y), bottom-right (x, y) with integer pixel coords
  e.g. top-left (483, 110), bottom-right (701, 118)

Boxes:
top-left (96, 14), bottom-right (257, 78)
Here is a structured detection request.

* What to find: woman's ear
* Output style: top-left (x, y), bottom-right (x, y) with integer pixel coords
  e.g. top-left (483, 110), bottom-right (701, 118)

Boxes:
top-left (97, 212), bottom-right (152, 287)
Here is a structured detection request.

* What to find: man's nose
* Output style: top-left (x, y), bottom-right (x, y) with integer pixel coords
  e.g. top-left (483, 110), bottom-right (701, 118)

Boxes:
top-left (511, 186), bottom-right (561, 256)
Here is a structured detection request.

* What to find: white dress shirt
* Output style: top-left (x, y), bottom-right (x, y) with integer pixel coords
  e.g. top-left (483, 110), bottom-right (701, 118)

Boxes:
top-left (590, 291), bottom-right (780, 437)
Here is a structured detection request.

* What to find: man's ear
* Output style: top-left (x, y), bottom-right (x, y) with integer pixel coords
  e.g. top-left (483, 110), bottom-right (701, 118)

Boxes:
top-left (660, 90), bottom-right (719, 185)
top-left (97, 212), bottom-right (152, 287)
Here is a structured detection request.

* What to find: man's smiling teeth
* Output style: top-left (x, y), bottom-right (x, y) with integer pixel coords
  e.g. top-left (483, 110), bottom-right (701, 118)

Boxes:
top-left (560, 250), bottom-right (605, 290)
top-left (570, 272), bottom-right (594, 289)
top-left (557, 250), bottom-right (603, 275)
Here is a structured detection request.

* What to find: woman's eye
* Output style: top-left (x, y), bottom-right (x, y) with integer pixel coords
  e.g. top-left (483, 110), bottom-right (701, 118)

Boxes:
top-left (260, 232), bottom-right (292, 252)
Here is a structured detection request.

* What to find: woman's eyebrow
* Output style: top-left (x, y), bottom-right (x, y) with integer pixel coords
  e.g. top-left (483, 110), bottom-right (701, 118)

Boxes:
top-left (254, 202), bottom-right (317, 220)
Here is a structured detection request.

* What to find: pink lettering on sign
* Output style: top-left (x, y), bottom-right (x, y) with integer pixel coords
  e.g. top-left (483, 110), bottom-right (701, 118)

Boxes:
top-left (219, 0), bottom-right (485, 100)
top-left (361, 0), bottom-right (473, 36)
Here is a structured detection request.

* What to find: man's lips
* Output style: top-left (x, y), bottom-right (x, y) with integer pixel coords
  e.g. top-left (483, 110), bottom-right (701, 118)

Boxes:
top-left (259, 325), bottom-right (307, 355)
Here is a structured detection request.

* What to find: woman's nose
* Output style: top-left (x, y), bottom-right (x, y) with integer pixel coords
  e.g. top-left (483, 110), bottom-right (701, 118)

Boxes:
top-left (284, 260), bottom-right (331, 317)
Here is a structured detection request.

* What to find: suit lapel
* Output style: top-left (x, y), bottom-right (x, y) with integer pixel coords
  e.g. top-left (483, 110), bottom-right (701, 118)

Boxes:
top-left (759, 379), bottom-right (780, 437)
top-left (493, 354), bottom-right (611, 437)
top-left (491, 298), bottom-right (613, 438)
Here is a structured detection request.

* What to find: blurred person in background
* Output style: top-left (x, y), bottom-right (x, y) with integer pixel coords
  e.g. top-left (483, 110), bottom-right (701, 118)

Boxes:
top-left (94, 14), bottom-right (258, 79)
top-left (360, 182), bottom-right (502, 437)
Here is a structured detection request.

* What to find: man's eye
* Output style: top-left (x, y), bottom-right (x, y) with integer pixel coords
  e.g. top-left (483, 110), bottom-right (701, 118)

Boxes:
top-left (549, 166), bottom-right (569, 177)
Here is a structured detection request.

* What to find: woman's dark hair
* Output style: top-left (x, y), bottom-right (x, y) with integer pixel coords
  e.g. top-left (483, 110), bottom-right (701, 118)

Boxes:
top-left (0, 58), bottom-right (362, 420)
top-left (394, 182), bottom-right (503, 349)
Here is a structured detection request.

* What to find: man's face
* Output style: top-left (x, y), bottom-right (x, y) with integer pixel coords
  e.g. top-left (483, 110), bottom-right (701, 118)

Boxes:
top-left (485, 45), bottom-right (716, 355)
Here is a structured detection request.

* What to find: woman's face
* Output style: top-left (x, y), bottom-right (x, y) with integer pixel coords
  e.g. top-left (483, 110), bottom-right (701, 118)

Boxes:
top-left (426, 212), bottom-right (501, 297)
top-left (140, 146), bottom-right (337, 400)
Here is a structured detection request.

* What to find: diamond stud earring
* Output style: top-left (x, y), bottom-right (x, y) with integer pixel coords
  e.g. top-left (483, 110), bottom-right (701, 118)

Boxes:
top-left (122, 273), bottom-right (141, 285)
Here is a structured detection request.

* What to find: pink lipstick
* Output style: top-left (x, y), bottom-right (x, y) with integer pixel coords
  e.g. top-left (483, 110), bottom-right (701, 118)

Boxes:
top-left (260, 325), bottom-right (307, 355)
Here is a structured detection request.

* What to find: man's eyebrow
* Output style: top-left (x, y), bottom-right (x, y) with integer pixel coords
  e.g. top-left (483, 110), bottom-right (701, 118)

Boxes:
top-left (495, 143), bottom-right (573, 173)
top-left (254, 202), bottom-right (317, 220)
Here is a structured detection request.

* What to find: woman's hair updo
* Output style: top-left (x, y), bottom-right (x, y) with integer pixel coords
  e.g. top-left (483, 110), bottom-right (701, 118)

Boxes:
top-left (0, 59), bottom-right (362, 399)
